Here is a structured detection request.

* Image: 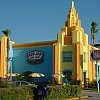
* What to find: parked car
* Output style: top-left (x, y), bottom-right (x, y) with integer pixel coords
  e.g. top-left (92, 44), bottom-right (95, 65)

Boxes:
top-left (11, 81), bottom-right (32, 86)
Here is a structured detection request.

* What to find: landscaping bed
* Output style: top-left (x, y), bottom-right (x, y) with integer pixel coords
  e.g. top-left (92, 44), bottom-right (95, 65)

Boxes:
top-left (0, 84), bottom-right (81, 100)
top-left (47, 85), bottom-right (81, 100)
top-left (0, 86), bottom-right (35, 100)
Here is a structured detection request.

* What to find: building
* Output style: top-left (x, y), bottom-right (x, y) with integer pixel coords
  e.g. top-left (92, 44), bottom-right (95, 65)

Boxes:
top-left (94, 44), bottom-right (100, 49)
top-left (94, 44), bottom-right (100, 81)
top-left (0, 1), bottom-right (100, 86)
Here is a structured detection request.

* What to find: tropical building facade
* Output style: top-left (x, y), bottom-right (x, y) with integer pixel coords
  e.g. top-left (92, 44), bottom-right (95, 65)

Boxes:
top-left (0, 1), bottom-right (100, 86)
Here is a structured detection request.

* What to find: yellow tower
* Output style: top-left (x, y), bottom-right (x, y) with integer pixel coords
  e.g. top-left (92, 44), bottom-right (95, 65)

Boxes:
top-left (0, 35), bottom-right (8, 78)
top-left (56, 1), bottom-right (96, 86)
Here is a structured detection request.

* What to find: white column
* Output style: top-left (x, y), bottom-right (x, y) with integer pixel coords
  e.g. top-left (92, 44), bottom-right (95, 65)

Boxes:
top-left (96, 61), bottom-right (99, 92)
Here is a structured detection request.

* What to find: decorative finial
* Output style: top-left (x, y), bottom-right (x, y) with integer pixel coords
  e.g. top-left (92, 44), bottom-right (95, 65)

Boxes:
top-left (71, 1), bottom-right (74, 8)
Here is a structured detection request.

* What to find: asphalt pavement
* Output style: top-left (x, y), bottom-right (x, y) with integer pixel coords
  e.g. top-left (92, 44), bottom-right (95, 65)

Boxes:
top-left (79, 90), bottom-right (100, 100)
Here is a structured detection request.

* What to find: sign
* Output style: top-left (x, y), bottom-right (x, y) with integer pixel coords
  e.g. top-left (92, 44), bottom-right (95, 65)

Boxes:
top-left (90, 50), bottom-right (100, 61)
top-left (27, 50), bottom-right (44, 64)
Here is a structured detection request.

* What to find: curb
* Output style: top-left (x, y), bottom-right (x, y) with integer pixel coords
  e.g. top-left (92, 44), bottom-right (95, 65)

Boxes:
top-left (64, 95), bottom-right (88, 100)
top-left (79, 95), bottom-right (88, 99)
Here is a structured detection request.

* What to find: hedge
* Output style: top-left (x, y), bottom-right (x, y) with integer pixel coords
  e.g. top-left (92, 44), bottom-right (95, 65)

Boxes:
top-left (0, 86), bottom-right (35, 100)
top-left (48, 85), bottom-right (81, 100)
top-left (0, 85), bottom-right (81, 100)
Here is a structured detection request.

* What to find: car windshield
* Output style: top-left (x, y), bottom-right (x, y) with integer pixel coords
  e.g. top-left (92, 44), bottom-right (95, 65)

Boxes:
top-left (21, 81), bottom-right (29, 85)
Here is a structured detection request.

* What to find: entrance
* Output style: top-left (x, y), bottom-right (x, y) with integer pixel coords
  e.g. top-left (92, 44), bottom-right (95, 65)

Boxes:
top-left (84, 72), bottom-right (86, 86)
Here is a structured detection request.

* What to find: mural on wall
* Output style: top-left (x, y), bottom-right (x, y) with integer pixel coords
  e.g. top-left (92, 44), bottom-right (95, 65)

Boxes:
top-left (27, 50), bottom-right (44, 64)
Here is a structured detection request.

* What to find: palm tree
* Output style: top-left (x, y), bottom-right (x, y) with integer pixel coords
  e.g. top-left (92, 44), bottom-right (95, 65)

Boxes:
top-left (91, 22), bottom-right (99, 89)
top-left (2, 29), bottom-right (11, 79)
top-left (2, 29), bottom-right (11, 37)
top-left (2, 29), bottom-right (11, 55)
top-left (20, 71), bottom-right (33, 82)
top-left (91, 22), bottom-right (99, 46)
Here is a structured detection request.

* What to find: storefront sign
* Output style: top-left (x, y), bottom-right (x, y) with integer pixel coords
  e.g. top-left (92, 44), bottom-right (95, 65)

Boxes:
top-left (90, 50), bottom-right (100, 61)
top-left (27, 50), bottom-right (44, 64)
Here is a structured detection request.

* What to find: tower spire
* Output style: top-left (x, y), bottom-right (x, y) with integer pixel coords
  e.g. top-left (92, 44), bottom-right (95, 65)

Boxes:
top-left (71, 1), bottom-right (74, 8)
top-left (65, 1), bottom-right (81, 28)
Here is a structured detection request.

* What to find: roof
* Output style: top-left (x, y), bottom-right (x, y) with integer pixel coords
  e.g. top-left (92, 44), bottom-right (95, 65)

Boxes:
top-left (12, 40), bottom-right (57, 49)
top-left (94, 44), bottom-right (100, 47)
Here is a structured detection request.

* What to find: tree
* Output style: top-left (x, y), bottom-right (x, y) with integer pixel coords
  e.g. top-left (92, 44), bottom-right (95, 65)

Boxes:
top-left (2, 29), bottom-right (11, 37)
top-left (2, 29), bottom-right (11, 53)
top-left (19, 71), bottom-right (33, 82)
top-left (91, 22), bottom-right (99, 46)
top-left (91, 22), bottom-right (99, 88)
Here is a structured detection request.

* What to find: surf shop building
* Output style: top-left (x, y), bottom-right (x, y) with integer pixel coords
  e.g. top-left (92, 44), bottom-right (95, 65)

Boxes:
top-left (0, 2), bottom-right (100, 86)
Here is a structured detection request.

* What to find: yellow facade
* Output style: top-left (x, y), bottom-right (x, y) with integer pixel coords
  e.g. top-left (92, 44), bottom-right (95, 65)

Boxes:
top-left (55, 1), bottom-right (100, 86)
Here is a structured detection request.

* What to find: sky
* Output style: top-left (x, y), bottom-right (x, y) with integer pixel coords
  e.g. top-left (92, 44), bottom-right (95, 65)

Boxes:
top-left (0, 0), bottom-right (100, 44)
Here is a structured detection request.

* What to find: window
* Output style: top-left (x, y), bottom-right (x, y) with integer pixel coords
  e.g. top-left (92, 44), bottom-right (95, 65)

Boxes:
top-left (63, 51), bottom-right (72, 62)
top-left (83, 52), bottom-right (86, 62)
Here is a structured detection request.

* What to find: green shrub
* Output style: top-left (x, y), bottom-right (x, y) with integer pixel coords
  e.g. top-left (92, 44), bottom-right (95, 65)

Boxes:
top-left (70, 80), bottom-right (81, 85)
top-left (46, 80), bottom-right (52, 85)
top-left (0, 80), bottom-right (9, 88)
top-left (0, 86), bottom-right (36, 100)
top-left (17, 71), bottom-right (33, 82)
top-left (48, 85), bottom-right (81, 99)
top-left (88, 80), bottom-right (96, 88)
top-left (0, 84), bottom-right (81, 100)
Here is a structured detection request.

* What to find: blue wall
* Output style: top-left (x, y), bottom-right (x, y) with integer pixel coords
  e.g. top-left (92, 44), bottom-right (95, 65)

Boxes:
top-left (12, 46), bottom-right (53, 82)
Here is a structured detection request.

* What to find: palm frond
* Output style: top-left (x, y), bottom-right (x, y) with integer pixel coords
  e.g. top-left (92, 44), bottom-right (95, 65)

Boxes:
top-left (91, 22), bottom-right (99, 33)
top-left (2, 29), bottom-right (11, 37)
top-left (95, 29), bottom-right (99, 33)
top-left (91, 22), bottom-right (98, 27)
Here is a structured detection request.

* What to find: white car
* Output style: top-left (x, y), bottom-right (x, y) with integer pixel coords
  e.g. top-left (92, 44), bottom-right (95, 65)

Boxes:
top-left (12, 81), bottom-right (32, 86)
